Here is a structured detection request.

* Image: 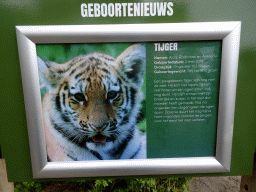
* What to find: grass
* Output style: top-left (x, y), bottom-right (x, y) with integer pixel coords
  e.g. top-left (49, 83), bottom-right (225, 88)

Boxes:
top-left (15, 177), bottom-right (192, 192)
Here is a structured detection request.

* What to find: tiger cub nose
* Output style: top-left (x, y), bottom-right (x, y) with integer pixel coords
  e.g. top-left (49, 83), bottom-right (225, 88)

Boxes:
top-left (90, 123), bottom-right (108, 132)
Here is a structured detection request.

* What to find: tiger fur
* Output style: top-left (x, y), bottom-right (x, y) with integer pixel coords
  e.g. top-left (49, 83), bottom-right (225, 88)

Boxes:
top-left (37, 44), bottom-right (146, 161)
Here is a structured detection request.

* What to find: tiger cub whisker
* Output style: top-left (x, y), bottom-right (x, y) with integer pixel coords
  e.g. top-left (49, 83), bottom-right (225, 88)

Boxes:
top-left (38, 44), bottom-right (146, 161)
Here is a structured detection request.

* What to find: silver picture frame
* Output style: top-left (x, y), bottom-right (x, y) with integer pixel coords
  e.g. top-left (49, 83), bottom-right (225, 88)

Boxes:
top-left (16, 22), bottom-right (241, 179)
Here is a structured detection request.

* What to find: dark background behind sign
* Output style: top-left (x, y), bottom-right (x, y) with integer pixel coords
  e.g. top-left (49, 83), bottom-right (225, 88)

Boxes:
top-left (0, 0), bottom-right (255, 181)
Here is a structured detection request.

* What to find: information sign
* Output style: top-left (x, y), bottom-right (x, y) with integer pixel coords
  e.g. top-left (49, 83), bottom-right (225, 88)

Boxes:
top-left (15, 22), bottom-right (241, 178)
top-left (147, 41), bottom-right (221, 158)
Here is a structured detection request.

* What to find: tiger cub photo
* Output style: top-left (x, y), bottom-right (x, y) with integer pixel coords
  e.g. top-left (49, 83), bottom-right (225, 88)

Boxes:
top-left (37, 44), bottom-right (146, 161)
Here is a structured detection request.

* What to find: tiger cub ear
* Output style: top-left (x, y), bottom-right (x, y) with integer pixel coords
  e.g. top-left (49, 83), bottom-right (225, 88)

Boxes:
top-left (37, 57), bottom-right (68, 91)
top-left (116, 44), bottom-right (146, 87)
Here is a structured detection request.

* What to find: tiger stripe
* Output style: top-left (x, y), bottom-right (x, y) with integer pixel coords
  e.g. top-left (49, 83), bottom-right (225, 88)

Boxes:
top-left (38, 44), bottom-right (146, 161)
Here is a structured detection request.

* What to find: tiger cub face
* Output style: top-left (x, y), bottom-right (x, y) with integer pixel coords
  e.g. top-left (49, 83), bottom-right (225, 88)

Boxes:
top-left (38, 44), bottom-right (146, 154)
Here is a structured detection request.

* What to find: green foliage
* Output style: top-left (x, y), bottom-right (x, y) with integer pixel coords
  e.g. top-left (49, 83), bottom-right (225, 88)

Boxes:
top-left (126, 177), bottom-right (191, 192)
top-left (36, 43), bottom-right (133, 63)
top-left (14, 181), bottom-right (45, 192)
top-left (15, 177), bottom-right (191, 192)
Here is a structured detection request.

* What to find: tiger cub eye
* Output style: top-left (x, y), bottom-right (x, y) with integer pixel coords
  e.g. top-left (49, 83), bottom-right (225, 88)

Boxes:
top-left (107, 91), bottom-right (118, 100)
top-left (74, 93), bottom-right (85, 102)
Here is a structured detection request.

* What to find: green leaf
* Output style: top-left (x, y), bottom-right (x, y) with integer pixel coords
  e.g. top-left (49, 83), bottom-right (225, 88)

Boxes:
top-left (102, 180), bottom-right (108, 187)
